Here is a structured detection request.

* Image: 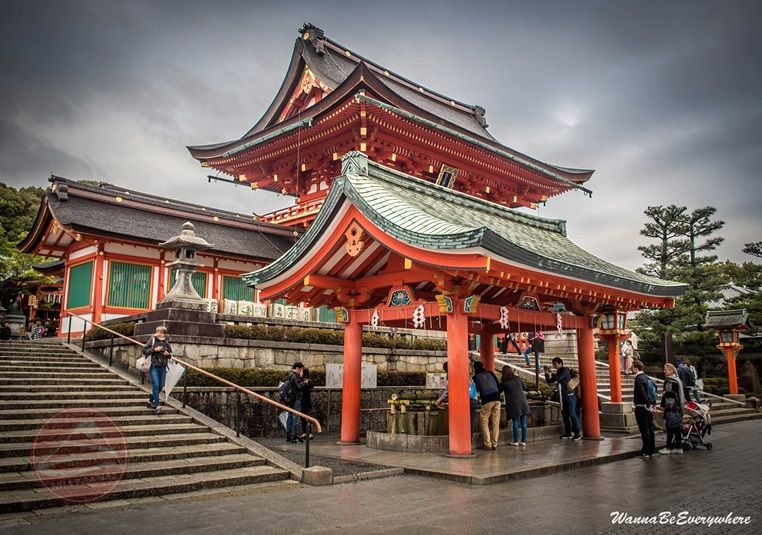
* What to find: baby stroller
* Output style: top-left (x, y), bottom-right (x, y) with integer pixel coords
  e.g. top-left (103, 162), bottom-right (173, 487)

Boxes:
top-left (681, 401), bottom-right (712, 450)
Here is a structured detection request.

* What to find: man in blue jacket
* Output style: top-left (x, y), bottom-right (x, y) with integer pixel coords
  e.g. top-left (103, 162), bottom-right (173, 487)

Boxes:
top-left (545, 357), bottom-right (581, 440)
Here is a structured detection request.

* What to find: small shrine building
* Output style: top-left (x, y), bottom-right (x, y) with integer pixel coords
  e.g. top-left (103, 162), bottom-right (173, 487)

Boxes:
top-left (190, 24), bottom-right (686, 455)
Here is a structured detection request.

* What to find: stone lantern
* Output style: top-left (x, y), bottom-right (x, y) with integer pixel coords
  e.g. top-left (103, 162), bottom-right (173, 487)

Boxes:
top-left (706, 309), bottom-right (753, 398)
top-left (158, 222), bottom-right (213, 308)
top-left (134, 222), bottom-right (224, 339)
top-left (597, 307), bottom-right (633, 430)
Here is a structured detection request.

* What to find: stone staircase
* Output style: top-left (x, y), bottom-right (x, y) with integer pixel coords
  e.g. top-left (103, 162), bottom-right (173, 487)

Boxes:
top-left (0, 340), bottom-right (293, 513)
top-left (494, 350), bottom-right (762, 427)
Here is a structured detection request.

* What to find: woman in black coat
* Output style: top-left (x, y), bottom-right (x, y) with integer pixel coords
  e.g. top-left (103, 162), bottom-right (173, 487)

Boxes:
top-left (299, 367), bottom-right (314, 441)
top-left (501, 366), bottom-right (531, 447)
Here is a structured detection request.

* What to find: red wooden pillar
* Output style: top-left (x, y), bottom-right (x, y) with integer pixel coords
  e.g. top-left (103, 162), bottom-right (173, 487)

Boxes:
top-left (480, 325), bottom-right (496, 373)
top-left (340, 315), bottom-right (362, 444)
top-left (577, 321), bottom-right (601, 439)
top-left (723, 347), bottom-right (739, 395)
top-left (606, 335), bottom-right (622, 403)
top-left (447, 304), bottom-right (472, 456)
top-left (92, 245), bottom-right (105, 324)
top-left (157, 253), bottom-right (166, 303)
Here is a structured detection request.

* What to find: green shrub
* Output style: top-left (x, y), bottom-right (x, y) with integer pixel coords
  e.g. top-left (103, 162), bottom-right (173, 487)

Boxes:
top-left (183, 367), bottom-right (427, 387)
top-left (85, 322), bottom-right (136, 341)
top-left (737, 387), bottom-right (746, 394)
top-left (719, 387), bottom-right (730, 395)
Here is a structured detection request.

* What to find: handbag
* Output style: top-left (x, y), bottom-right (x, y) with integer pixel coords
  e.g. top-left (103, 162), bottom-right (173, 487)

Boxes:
top-left (136, 356), bottom-right (151, 373)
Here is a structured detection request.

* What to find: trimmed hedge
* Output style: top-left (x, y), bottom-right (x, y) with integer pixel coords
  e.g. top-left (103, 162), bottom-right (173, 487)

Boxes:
top-left (184, 367), bottom-right (427, 388)
top-left (223, 324), bottom-right (446, 351)
top-left (85, 322), bottom-right (136, 341)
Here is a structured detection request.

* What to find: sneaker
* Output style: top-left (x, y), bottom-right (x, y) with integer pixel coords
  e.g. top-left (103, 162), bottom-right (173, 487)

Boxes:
top-left (572, 434), bottom-right (582, 441)
top-left (146, 402), bottom-right (157, 409)
top-left (477, 445), bottom-right (492, 450)
top-left (560, 434), bottom-right (573, 439)
top-left (155, 407), bottom-right (162, 416)
top-left (509, 441), bottom-right (519, 447)
top-left (519, 442), bottom-right (526, 447)
top-left (671, 448), bottom-right (683, 455)
top-left (659, 448), bottom-right (671, 455)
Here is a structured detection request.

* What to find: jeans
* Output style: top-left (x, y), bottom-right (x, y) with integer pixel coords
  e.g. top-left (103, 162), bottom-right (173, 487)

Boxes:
top-left (512, 414), bottom-right (528, 443)
top-left (479, 401), bottom-right (501, 447)
top-left (149, 366), bottom-right (166, 407)
top-left (666, 426), bottom-right (682, 449)
top-left (634, 406), bottom-right (655, 455)
top-left (470, 399), bottom-right (480, 434)
top-left (562, 393), bottom-right (581, 436)
top-left (286, 399), bottom-right (302, 440)
top-left (523, 348), bottom-right (541, 371)
top-left (692, 387), bottom-right (702, 403)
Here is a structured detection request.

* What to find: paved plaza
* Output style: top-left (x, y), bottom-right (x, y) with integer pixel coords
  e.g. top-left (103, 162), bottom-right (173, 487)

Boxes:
top-left (1, 420), bottom-right (759, 535)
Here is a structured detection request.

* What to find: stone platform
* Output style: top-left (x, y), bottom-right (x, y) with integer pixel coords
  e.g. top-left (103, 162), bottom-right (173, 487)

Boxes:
top-left (273, 432), bottom-right (640, 485)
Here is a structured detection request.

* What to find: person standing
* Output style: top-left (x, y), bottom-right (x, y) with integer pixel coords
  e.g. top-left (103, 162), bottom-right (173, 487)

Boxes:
top-left (675, 358), bottom-right (693, 403)
top-left (621, 340), bottom-right (635, 375)
top-left (436, 361), bottom-right (479, 438)
top-left (659, 363), bottom-right (685, 455)
top-left (632, 360), bottom-right (656, 458)
top-left (283, 362), bottom-right (305, 443)
top-left (473, 362), bottom-right (501, 450)
top-left (299, 367), bottom-right (314, 441)
top-left (545, 357), bottom-right (581, 440)
top-left (142, 326), bottom-right (172, 414)
top-left (501, 366), bottom-right (531, 447)
top-left (684, 359), bottom-right (702, 403)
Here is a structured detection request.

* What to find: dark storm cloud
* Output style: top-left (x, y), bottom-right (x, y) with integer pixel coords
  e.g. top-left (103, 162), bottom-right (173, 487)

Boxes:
top-left (1, 0), bottom-right (760, 270)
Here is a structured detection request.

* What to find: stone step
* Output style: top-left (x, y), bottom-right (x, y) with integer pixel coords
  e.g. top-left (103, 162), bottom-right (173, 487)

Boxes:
top-left (0, 453), bottom-right (263, 491)
top-left (0, 439), bottom-right (244, 474)
top-left (0, 432), bottom-right (227, 458)
top-left (0, 359), bottom-right (103, 371)
top-left (710, 412), bottom-right (762, 425)
top-left (0, 465), bottom-right (290, 513)
top-left (0, 405), bottom-right (179, 422)
top-left (0, 398), bottom-right (155, 410)
top-left (0, 422), bottom-right (209, 444)
top-left (0, 414), bottom-right (193, 432)
top-left (0, 350), bottom-right (80, 356)
top-left (0, 364), bottom-right (103, 373)
top-left (0, 384), bottom-right (137, 392)
top-left (0, 391), bottom-right (148, 401)
top-left (0, 370), bottom-right (114, 378)
top-left (0, 378), bottom-right (129, 386)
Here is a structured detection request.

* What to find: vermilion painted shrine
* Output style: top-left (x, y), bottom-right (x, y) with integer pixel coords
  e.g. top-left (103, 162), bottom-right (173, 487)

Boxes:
top-left (189, 23), bottom-right (687, 456)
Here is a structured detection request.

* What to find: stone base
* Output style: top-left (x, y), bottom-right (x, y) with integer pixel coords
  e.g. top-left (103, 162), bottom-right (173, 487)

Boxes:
top-left (134, 307), bottom-right (224, 338)
top-left (599, 402), bottom-right (636, 432)
top-left (5, 314), bottom-right (26, 337)
top-left (724, 394), bottom-right (747, 403)
top-left (301, 465), bottom-right (333, 486)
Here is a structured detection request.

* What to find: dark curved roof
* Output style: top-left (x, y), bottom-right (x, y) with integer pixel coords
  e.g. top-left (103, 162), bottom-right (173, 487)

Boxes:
top-left (20, 177), bottom-right (296, 261)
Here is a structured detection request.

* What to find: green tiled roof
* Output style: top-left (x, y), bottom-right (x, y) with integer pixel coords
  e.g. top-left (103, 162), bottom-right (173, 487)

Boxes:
top-left (705, 309), bottom-right (752, 330)
top-left (244, 152), bottom-right (686, 297)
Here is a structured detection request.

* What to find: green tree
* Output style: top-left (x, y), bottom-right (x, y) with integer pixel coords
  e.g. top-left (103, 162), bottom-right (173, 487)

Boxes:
top-left (0, 182), bottom-right (50, 303)
top-left (743, 241), bottom-right (762, 259)
top-left (636, 205), bottom-right (689, 279)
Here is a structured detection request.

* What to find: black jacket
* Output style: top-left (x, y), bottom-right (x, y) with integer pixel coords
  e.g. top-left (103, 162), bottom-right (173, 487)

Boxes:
top-left (286, 370), bottom-right (305, 407)
top-left (473, 370), bottom-right (501, 404)
top-left (142, 336), bottom-right (172, 368)
top-left (633, 372), bottom-right (651, 406)
top-left (301, 380), bottom-right (313, 412)
top-left (545, 366), bottom-right (574, 398)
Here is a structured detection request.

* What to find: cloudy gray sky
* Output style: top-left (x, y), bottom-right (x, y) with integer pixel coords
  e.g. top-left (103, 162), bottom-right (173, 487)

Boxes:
top-left (2, 0), bottom-right (761, 272)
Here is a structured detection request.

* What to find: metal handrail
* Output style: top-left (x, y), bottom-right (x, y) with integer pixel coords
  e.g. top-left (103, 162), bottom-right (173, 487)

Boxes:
top-left (66, 312), bottom-right (322, 463)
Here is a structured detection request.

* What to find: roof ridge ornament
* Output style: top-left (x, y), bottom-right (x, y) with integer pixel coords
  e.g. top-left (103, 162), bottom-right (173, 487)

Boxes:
top-left (473, 105), bottom-right (488, 128)
top-left (299, 22), bottom-right (326, 55)
top-left (341, 151), bottom-right (369, 176)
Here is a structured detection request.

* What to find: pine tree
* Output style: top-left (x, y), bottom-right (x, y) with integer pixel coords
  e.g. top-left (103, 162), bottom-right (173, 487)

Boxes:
top-left (636, 205), bottom-right (689, 279)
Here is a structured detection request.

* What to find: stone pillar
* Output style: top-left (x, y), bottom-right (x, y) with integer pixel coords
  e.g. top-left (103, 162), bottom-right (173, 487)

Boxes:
top-left (340, 315), bottom-right (362, 444)
top-left (447, 304), bottom-right (472, 456)
top-left (724, 347), bottom-right (739, 395)
top-left (577, 322), bottom-right (601, 439)
top-left (606, 335), bottom-right (622, 403)
top-left (479, 325), bottom-right (496, 373)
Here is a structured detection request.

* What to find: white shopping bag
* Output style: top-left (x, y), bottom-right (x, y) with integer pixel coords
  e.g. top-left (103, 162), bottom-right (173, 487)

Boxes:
top-left (163, 360), bottom-right (187, 399)
top-left (278, 411), bottom-right (289, 429)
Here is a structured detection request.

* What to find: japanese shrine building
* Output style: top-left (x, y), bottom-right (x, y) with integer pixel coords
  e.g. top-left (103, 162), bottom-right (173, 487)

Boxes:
top-left (189, 24), bottom-right (687, 455)
top-left (19, 176), bottom-right (297, 335)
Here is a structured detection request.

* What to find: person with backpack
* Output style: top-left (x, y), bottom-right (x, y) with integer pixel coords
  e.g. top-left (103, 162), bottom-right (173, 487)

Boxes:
top-left (632, 360), bottom-right (656, 458)
top-left (660, 363), bottom-right (685, 455)
top-left (435, 361), bottom-right (480, 437)
top-left (141, 326), bottom-right (172, 414)
top-left (473, 361), bottom-right (502, 450)
top-left (675, 358), bottom-right (693, 403)
top-left (501, 366), bottom-right (531, 447)
top-left (298, 367), bottom-right (314, 441)
top-left (683, 358), bottom-right (702, 403)
top-left (280, 362), bottom-right (306, 443)
top-left (544, 357), bottom-right (581, 440)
